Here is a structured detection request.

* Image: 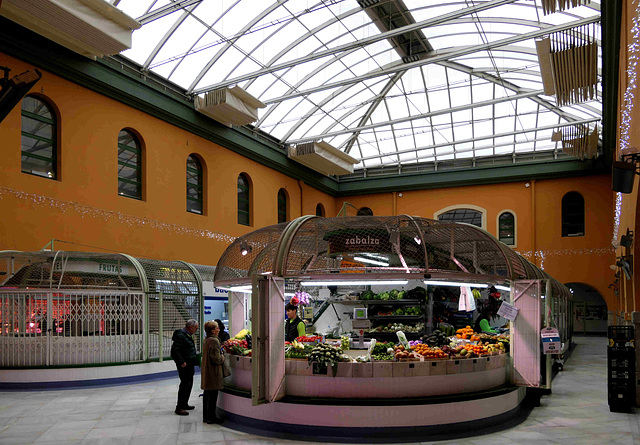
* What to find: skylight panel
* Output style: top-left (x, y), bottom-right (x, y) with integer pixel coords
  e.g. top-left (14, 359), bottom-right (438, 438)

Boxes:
top-left (253, 73), bottom-right (298, 103)
top-left (473, 119), bottom-right (495, 138)
top-left (535, 112), bottom-right (562, 127)
top-left (514, 141), bottom-right (536, 152)
top-left (338, 50), bottom-right (384, 77)
top-left (215, 1), bottom-right (255, 36)
top-left (397, 152), bottom-right (419, 164)
top-left (194, 46), bottom-right (261, 87)
top-left (425, 88), bottom-right (451, 113)
top-left (493, 145), bottom-right (513, 155)
top-left (383, 95), bottom-right (411, 120)
top-left (516, 113), bottom-right (538, 129)
top-left (451, 110), bottom-right (472, 126)
top-left (437, 153), bottom-right (456, 161)
top-left (456, 150), bottom-right (475, 160)
top-left (288, 113), bottom-right (327, 141)
top-left (152, 15), bottom-right (207, 66)
top-left (405, 2), bottom-right (469, 21)
top-left (114, 0), bottom-right (155, 20)
top-left (122, 17), bottom-right (174, 66)
top-left (261, 99), bottom-right (307, 135)
top-left (470, 82), bottom-right (495, 103)
top-left (293, 3), bottom-right (338, 31)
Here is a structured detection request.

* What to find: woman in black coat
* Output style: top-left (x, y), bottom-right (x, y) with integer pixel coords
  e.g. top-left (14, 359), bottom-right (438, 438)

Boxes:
top-left (215, 319), bottom-right (230, 343)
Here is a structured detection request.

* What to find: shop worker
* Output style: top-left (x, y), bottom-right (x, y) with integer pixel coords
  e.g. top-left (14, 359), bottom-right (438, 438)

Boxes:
top-left (171, 319), bottom-right (200, 416)
top-left (285, 302), bottom-right (306, 342)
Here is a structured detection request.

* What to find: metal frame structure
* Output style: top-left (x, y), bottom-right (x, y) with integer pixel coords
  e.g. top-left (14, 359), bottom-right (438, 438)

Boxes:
top-left (109, 0), bottom-right (602, 172)
top-left (0, 250), bottom-right (206, 368)
top-left (214, 215), bottom-right (574, 403)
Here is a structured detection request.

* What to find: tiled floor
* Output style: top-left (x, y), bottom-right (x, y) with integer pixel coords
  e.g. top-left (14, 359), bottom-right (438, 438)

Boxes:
top-left (0, 335), bottom-right (638, 444)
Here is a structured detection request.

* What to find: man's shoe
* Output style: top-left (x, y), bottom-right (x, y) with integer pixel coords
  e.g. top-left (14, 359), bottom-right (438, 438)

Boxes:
top-left (204, 417), bottom-right (220, 424)
top-left (185, 405), bottom-right (195, 410)
top-left (175, 409), bottom-right (189, 416)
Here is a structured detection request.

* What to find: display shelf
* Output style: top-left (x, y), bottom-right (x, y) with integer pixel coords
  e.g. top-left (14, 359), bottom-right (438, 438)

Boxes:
top-left (368, 315), bottom-right (423, 321)
top-left (365, 331), bottom-right (424, 337)
top-left (329, 299), bottom-right (423, 305)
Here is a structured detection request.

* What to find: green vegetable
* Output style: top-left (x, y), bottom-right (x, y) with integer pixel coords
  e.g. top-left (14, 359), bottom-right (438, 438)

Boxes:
top-left (407, 287), bottom-right (427, 300)
top-left (361, 290), bottom-right (374, 300)
top-left (372, 353), bottom-right (395, 361)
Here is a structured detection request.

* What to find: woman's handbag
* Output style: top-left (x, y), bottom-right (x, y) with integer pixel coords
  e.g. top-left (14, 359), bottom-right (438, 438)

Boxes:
top-left (222, 359), bottom-right (231, 377)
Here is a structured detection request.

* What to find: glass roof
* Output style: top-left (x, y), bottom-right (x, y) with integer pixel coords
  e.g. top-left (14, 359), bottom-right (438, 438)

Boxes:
top-left (109, 0), bottom-right (602, 173)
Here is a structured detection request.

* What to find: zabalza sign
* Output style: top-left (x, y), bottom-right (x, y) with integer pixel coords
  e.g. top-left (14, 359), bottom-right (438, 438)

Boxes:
top-left (324, 230), bottom-right (391, 255)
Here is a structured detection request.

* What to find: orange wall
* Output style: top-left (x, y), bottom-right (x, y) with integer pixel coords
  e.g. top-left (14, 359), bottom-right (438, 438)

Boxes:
top-left (0, 52), bottom-right (616, 312)
top-left (337, 176), bottom-right (615, 309)
top-left (0, 53), bottom-right (334, 264)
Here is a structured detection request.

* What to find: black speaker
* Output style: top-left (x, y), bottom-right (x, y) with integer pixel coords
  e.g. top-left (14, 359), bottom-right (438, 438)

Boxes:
top-left (612, 161), bottom-right (636, 193)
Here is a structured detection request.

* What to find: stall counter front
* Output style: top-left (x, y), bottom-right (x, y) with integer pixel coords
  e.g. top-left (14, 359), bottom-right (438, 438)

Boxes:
top-left (218, 352), bottom-right (525, 440)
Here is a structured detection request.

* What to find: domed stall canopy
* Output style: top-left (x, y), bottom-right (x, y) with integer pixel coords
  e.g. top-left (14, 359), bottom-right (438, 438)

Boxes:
top-left (0, 250), bottom-right (203, 368)
top-left (213, 216), bottom-right (574, 432)
top-left (214, 215), bottom-right (568, 294)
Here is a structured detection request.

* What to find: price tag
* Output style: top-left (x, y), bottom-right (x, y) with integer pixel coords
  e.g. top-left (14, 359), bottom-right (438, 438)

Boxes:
top-left (497, 300), bottom-right (519, 321)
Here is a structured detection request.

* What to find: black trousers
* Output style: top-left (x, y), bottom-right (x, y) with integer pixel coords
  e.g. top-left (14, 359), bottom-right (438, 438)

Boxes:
top-left (176, 363), bottom-right (194, 410)
top-left (202, 389), bottom-right (218, 421)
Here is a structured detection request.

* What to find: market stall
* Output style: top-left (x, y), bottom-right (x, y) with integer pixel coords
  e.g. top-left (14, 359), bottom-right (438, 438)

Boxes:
top-left (214, 215), bottom-right (572, 440)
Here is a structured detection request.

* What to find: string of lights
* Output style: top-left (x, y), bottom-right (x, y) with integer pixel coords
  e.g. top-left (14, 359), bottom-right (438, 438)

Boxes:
top-left (613, 191), bottom-right (623, 247)
top-left (0, 186), bottom-right (237, 244)
top-left (619, 0), bottom-right (640, 155)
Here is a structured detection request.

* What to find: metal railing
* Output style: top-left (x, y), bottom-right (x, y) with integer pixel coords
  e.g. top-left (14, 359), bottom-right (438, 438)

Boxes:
top-left (0, 290), bottom-right (144, 367)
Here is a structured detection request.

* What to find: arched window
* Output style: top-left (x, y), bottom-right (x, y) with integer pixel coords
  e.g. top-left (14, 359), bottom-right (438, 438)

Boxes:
top-left (117, 129), bottom-right (142, 199)
top-left (357, 207), bottom-right (373, 216)
top-left (238, 173), bottom-right (251, 226)
top-left (316, 203), bottom-right (325, 217)
top-left (562, 192), bottom-right (585, 237)
top-left (21, 95), bottom-right (57, 179)
top-left (277, 188), bottom-right (288, 223)
top-left (498, 212), bottom-right (515, 245)
top-left (437, 208), bottom-right (483, 227)
top-left (187, 155), bottom-right (203, 214)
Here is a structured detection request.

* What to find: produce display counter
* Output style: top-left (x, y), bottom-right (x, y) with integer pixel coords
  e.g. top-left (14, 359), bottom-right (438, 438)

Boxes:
top-left (218, 350), bottom-right (526, 439)
top-left (225, 352), bottom-right (507, 398)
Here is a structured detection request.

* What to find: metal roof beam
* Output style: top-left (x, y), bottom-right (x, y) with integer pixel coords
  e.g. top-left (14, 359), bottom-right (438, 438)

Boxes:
top-left (358, 117), bottom-right (600, 163)
top-left (260, 15), bottom-right (600, 104)
top-left (344, 72), bottom-right (406, 154)
top-left (287, 89), bottom-right (546, 144)
top-left (192, 0), bottom-right (519, 94)
top-left (136, 0), bottom-right (202, 25)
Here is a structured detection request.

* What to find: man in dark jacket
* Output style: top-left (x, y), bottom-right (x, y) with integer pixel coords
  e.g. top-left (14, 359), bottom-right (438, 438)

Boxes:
top-left (171, 319), bottom-right (199, 415)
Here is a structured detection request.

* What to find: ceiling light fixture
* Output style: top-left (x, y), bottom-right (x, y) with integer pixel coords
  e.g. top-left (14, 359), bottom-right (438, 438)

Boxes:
top-left (424, 280), bottom-right (489, 288)
top-left (301, 280), bottom-right (408, 286)
top-left (227, 285), bottom-right (252, 293)
top-left (239, 241), bottom-right (252, 256)
top-left (353, 256), bottom-right (389, 267)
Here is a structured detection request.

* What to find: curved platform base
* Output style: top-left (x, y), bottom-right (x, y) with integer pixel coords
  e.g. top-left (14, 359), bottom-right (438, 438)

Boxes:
top-left (0, 361), bottom-right (178, 389)
top-left (219, 385), bottom-right (528, 443)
